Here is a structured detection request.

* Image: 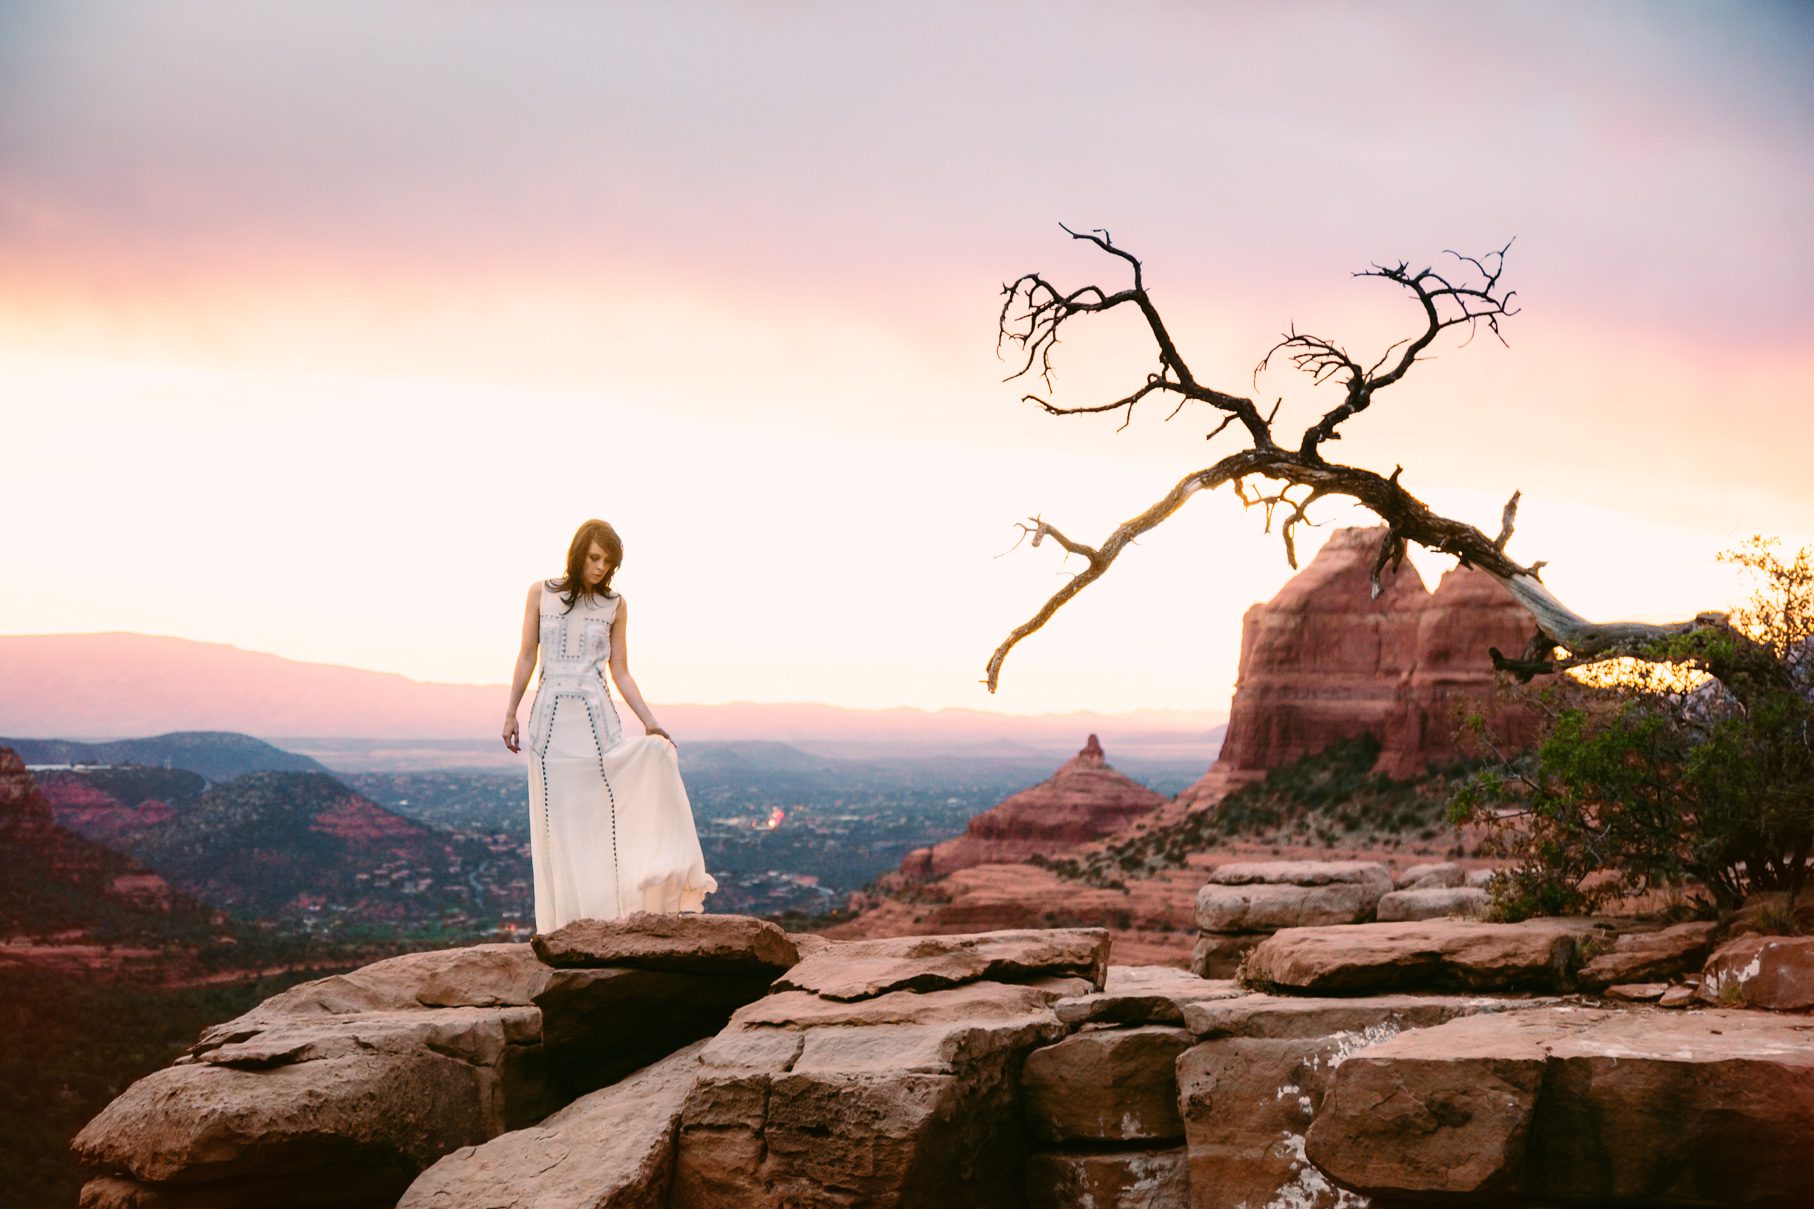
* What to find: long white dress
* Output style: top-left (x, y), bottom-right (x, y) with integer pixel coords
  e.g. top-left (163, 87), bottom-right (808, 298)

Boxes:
top-left (524, 581), bottom-right (717, 933)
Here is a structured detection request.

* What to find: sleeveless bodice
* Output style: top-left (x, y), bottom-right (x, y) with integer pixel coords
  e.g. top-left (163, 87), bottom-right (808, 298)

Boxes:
top-left (526, 582), bottom-right (623, 756)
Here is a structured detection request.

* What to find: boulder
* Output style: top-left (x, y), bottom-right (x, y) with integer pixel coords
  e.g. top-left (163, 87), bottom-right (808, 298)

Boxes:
top-left (1022, 1026), bottom-right (1192, 1142)
top-left (1241, 917), bottom-right (1606, 994)
top-left (1051, 965), bottom-right (1244, 1027)
top-left (1577, 920), bottom-right (1718, 991)
top-left (1698, 934), bottom-right (1814, 1010)
top-left (1396, 861), bottom-right (1464, 890)
top-left (1307, 1006), bottom-right (1814, 1206)
top-left (1374, 885), bottom-right (1488, 922)
top-left (398, 1039), bottom-right (708, 1209)
top-left (197, 943), bottom-right (553, 1032)
top-left (1024, 1148), bottom-right (1190, 1209)
top-left (768, 928), bottom-right (1110, 1002)
top-left (531, 911), bottom-right (798, 972)
top-left (1303, 1010), bottom-right (1561, 1197)
top-left (671, 977), bottom-right (1067, 1208)
top-left (1206, 860), bottom-right (1393, 890)
top-left (1194, 881), bottom-right (1383, 932)
top-left (1176, 993), bottom-right (1547, 1209)
top-left (73, 945), bottom-right (557, 1206)
top-left (73, 1047), bottom-right (495, 1190)
top-left (1190, 932), bottom-right (1262, 980)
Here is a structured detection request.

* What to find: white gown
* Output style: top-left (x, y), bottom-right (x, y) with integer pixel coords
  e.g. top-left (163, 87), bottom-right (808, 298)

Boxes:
top-left (524, 581), bottom-right (717, 933)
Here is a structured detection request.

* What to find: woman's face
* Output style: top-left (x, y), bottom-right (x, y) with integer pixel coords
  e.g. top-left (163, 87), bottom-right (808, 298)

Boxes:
top-left (583, 540), bottom-right (615, 587)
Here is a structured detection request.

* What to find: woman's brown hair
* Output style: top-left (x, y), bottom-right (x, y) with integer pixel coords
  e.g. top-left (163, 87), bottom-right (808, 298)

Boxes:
top-left (547, 519), bottom-right (623, 612)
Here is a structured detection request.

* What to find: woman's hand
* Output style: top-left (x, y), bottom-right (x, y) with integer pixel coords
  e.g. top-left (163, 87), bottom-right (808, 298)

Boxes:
top-left (646, 725), bottom-right (675, 749)
top-left (502, 715), bottom-right (521, 754)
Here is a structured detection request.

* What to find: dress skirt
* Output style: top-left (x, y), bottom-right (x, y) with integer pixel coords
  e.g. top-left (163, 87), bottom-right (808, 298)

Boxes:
top-left (527, 698), bottom-right (718, 934)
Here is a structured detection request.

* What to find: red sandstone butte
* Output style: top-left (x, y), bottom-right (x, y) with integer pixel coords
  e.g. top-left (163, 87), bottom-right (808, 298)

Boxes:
top-left (900, 735), bottom-right (1169, 879)
top-left (1179, 526), bottom-right (1539, 805)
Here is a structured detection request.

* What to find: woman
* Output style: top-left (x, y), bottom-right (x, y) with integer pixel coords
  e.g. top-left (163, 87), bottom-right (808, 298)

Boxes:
top-left (503, 519), bottom-right (717, 933)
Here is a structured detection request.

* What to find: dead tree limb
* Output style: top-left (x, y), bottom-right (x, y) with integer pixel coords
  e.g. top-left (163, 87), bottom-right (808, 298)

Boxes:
top-left (985, 227), bottom-right (1791, 705)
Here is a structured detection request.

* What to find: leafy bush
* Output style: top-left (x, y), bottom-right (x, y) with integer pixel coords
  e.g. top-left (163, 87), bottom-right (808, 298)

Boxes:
top-left (1453, 536), bottom-right (1814, 919)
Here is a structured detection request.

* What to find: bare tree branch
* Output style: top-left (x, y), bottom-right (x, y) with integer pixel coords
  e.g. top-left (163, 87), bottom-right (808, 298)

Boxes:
top-left (985, 231), bottom-right (1789, 706)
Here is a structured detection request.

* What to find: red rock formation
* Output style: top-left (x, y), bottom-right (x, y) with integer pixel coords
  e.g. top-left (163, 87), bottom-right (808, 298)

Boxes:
top-left (904, 736), bottom-right (1169, 878)
top-left (0, 747), bottom-right (194, 926)
top-left (1181, 526), bottom-right (1540, 803)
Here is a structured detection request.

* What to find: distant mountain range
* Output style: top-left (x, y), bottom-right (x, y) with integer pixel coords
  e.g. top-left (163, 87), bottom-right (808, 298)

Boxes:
top-left (0, 632), bottom-right (1226, 769)
top-left (0, 731), bottom-right (328, 782)
top-left (32, 762), bottom-right (513, 930)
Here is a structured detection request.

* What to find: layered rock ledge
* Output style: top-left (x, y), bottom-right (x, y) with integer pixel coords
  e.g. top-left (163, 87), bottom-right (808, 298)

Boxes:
top-left (70, 911), bottom-right (1814, 1209)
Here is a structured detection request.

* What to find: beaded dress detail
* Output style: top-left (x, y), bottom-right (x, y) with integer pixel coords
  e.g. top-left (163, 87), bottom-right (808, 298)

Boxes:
top-left (525, 581), bottom-right (716, 932)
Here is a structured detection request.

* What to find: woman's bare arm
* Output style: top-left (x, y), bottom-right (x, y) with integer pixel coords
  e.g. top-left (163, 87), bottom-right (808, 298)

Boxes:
top-left (504, 582), bottom-right (540, 730)
top-left (607, 596), bottom-right (667, 737)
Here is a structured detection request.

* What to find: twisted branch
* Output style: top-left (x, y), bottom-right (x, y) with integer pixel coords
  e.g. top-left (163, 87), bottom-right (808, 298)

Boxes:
top-left (985, 229), bottom-right (1788, 706)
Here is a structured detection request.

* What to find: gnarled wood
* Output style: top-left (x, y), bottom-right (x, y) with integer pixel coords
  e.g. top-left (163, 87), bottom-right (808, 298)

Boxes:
top-left (985, 229), bottom-right (1792, 705)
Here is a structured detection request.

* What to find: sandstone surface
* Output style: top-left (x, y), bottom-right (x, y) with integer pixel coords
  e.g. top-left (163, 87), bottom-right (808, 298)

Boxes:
top-left (1307, 1005), bottom-right (1814, 1206)
top-left (398, 1039), bottom-right (708, 1209)
top-left (1374, 884), bottom-right (1488, 921)
top-left (770, 927), bottom-right (1110, 1001)
top-left (1022, 1025), bottom-right (1192, 1142)
top-left (1051, 964), bottom-right (1244, 1027)
top-left (1396, 860), bottom-right (1465, 889)
top-left (1195, 881), bottom-right (1383, 932)
top-left (1207, 860), bottom-right (1393, 889)
top-left (1176, 993), bottom-right (1548, 1209)
top-left (1698, 934), bottom-right (1814, 1010)
top-left (531, 911), bottom-right (798, 972)
top-left (1242, 917), bottom-right (1607, 994)
top-left (1576, 920), bottom-right (1718, 991)
top-left (1024, 1148), bottom-right (1190, 1209)
top-left (670, 974), bottom-right (1067, 1207)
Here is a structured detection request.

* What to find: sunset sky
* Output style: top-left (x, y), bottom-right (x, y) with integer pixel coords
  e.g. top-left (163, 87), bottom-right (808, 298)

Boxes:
top-left (3, 2), bottom-right (1811, 716)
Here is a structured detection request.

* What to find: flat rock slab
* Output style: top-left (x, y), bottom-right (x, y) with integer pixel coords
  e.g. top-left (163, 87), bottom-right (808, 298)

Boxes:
top-left (72, 1047), bottom-right (492, 1188)
top-left (1177, 993), bottom-right (1551, 1209)
top-left (70, 947), bottom-right (562, 1206)
top-left (1375, 885), bottom-right (1488, 922)
top-left (178, 1006), bottom-right (539, 1072)
top-left (1208, 860), bottom-right (1392, 889)
top-left (398, 1039), bottom-right (708, 1209)
top-left (1022, 1025), bottom-right (1192, 1142)
top-left (1396, 861), bottom-right (1464, 890)
top-left (1190, 932), bottom-right (1263, 980)
top-left (1307, 1005), bottom-right (1814, 1206)
top-left (1196, 881), bottom-right (1385, 932)
top-left (1578, 920), bottom-right (1718, 991)
top-left (532, 911), bottom-right (798, 973)
top-left (196, 944), bottom-right (553, 1039)
top-left (1242, 917), bottom-right (1607, 994)
top-left (1025, 1148), bottom-right (1189, 1209)
top-left (1699, 934), bottom-right (1814, 1010)
top-left (1181, 991), bottom-right (1550, 1041)
top-left (672, 979), bottom-right (1068, 1208)
top-left (1052, 965), bottom-right (1245, 1027)
top-left (769, 927), bottom-right (1109, 1002)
